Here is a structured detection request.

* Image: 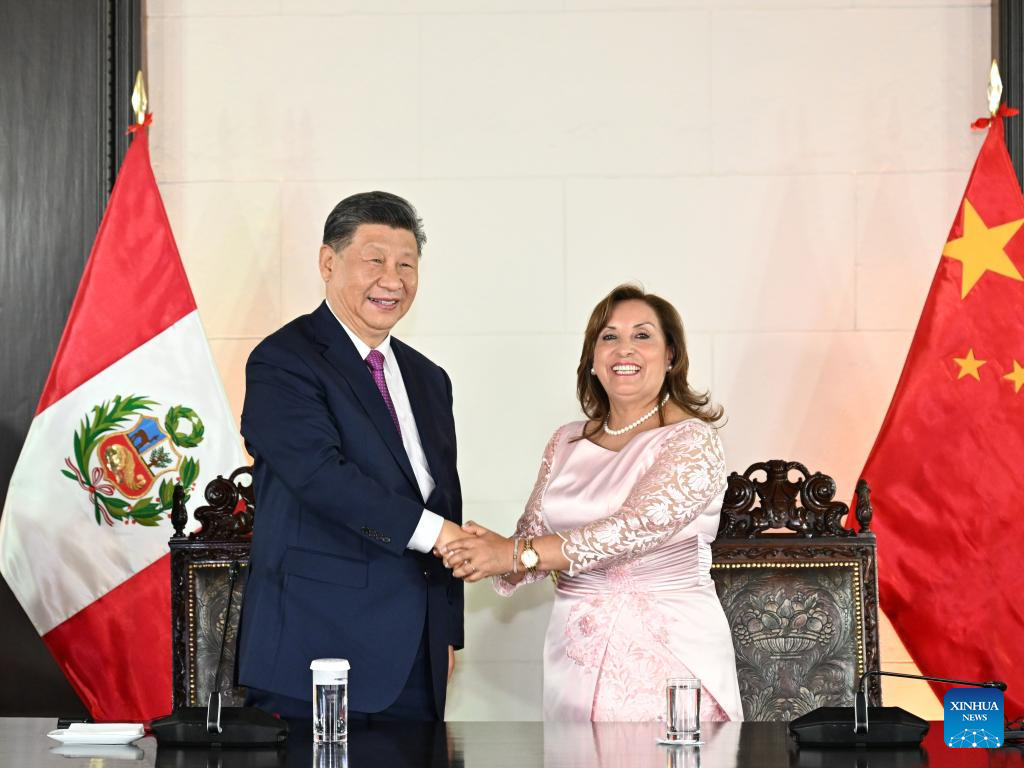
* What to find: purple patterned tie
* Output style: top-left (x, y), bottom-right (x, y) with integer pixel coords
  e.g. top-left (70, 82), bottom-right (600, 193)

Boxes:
top-left (365, 349), bottom-right (401, 436)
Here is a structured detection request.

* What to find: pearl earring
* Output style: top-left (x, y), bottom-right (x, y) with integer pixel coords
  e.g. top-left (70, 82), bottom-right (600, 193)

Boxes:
top-left (590, 367), bottom-right (596, 375)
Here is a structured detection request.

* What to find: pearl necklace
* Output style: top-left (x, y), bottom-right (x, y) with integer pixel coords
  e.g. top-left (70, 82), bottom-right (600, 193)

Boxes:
top-left (603, 393), bottom-right (671, 436)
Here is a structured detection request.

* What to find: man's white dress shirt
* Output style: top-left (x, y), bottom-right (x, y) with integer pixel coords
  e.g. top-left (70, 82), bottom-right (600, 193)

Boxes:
top-left (329, 306), bottom-right (444, 552)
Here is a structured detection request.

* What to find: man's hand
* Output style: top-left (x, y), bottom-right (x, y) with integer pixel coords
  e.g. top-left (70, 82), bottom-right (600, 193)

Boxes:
top-left (432, 519), bottom-right (465, 560)
top-left (448, 645), bottom-right (455, 682)
top-left (443, 521), bottom-right (515, 582)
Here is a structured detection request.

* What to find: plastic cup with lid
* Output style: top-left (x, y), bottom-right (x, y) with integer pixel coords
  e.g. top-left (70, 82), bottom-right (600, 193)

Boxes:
top-left (310, 658), bottom-right (349, 743)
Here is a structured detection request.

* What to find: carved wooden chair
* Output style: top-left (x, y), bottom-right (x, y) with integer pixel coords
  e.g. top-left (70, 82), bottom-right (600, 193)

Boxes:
top-left (169, 467), bottom-right (255, 710)
top-left (711, 461), bottom-right (881, 722)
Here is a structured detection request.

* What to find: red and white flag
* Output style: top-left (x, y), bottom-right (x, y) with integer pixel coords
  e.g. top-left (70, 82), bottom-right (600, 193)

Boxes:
top-left (0, 118), bottom-right (245, 721)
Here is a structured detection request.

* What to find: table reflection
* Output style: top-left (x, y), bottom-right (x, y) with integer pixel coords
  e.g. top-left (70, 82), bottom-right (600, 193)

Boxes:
top-left (543, 721), bottom-right (740, 768)
top-left (285, 721), bottom-right (454, 768)
top-left (312, 742), bottom-right (347, 768)
top-left (145, 720), bottom-right (1024, 768)
top-left (50, 743), bottom-right (145, 760)
top-left (155, 745), bottom-right (287, 768)
top-left (789, 747), bottom-right (928, 768)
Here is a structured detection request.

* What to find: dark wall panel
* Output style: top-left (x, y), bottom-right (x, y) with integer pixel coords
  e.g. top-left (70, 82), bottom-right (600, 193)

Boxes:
top-left (994, 0), bottom-right (1024, 187)
top-left (0, 0), bottom-right (140, 717)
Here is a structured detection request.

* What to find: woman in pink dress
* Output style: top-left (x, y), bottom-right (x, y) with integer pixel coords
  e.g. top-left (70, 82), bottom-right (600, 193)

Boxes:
top-left (441, 285), bottom-right (743, 722)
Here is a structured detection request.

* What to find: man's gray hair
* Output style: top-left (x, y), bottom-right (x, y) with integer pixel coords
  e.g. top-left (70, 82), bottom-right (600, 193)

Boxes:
top-left (322, 191), bottom-right (426, 255)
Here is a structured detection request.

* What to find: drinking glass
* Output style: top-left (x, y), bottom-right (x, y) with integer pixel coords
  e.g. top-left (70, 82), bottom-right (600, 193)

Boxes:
top-left (664, 677), bottom-right (701, 745)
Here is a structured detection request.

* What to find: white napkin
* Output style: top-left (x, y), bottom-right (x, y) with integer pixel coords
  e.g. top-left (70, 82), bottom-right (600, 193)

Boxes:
top-left (68, 723), bottom-right (144, 734)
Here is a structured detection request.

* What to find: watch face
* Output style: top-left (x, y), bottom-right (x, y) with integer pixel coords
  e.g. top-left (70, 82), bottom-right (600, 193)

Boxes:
top-left (521, 548), bottom-right (540, 568)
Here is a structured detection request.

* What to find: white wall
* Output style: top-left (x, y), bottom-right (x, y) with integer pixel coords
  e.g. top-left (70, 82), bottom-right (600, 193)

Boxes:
top-left (146, 0), bottom-right (991, 721)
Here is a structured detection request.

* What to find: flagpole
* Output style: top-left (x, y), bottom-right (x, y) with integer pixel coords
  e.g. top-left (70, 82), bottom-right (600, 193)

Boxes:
top-left (989, 60), bottom-right (1003, 117)
top-left (131, 70), bottom-right (148, 126)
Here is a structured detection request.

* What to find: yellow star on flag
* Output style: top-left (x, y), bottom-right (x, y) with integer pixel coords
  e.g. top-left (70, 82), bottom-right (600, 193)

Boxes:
top-left (942, 199), bottom-right (1024, 299)
top-left (1004, 360), bottom-right (1024, 393)
top-left (953, 348), bottom-right (986, 380)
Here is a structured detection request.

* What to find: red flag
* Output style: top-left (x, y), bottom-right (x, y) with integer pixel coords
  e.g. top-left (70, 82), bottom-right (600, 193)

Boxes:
top-left (0, 122), bottom-right (244, 721)
top-left (859, 114), bottom-right (1024, 716)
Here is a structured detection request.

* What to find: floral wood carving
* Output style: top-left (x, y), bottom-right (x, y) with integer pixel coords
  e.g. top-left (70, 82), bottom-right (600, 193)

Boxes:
top-left (711, 539), bottom-right (882, 721)
top-left (719, 460), bottom-right (872, 538)
top-left (714, 565), bottom-right (859, 721)
top-left (189, 564), bottom-right (249, 707)
top-left (190, 466), bottom-right (254, 542)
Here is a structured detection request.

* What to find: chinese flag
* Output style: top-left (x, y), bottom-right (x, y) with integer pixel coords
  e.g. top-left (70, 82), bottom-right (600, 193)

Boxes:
top-left (860, 113), bottom-right (1024, 717)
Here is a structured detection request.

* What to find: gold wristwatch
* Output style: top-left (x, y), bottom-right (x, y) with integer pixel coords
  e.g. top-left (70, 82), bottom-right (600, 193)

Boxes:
top-left (520, 537), bottom-right (540, 573)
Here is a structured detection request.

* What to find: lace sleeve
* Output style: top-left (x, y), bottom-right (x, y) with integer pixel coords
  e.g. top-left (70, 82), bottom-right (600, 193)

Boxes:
top-left (557, 420), bottom-right (726, 576)
top-left (492, 426), bottom-right (564, 596)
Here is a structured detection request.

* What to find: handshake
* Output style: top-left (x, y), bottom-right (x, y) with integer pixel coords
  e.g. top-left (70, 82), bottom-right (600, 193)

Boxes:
top-left (431, 519), bottom-right (515, 583)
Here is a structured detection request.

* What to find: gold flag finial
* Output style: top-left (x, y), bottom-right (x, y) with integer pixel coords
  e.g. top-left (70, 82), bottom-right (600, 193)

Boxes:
top-left (131, 70), bottom-right (148, 125)
top-left (988, 60), bottom-right (1003, 117)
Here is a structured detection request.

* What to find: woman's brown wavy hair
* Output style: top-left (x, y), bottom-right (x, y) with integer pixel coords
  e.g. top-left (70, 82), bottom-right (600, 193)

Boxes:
top-left (575, 284), bottom-right (722, 442)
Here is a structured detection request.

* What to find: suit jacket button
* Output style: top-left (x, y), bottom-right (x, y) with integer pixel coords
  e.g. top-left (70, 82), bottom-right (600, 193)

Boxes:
top-left (423, 569), bottom-right (430, 580)
top-left (383, 536), bottom-right (391, 544)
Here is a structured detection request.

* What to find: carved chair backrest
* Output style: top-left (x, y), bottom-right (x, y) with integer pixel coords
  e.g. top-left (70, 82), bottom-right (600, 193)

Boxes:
top-left (169, 467), bottom-right (255, 709)
top-left (710, 460), bottom-right (880, 722)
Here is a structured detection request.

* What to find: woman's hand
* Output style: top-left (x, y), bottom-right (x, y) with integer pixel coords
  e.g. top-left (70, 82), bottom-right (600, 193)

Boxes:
top-left (442, 521), bottom-right (515, 582)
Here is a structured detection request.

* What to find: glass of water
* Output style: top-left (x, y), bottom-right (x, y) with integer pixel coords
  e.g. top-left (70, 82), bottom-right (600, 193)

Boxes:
top-left (664, 677), bottom-right (701, 745)
top-left (311, 658), bottom-right (350, 743)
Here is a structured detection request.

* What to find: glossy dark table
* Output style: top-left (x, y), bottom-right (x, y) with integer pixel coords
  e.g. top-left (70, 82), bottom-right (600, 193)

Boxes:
top-left (4, 717), bottom-right (1023, 767)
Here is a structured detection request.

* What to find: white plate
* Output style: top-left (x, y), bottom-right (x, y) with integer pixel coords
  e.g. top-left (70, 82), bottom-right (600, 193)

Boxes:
top-left (47, 726), bottom-right (144, 745)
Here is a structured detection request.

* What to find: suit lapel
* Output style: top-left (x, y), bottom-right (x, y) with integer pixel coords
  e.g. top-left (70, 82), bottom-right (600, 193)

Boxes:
top-left (392, 340), bottom-right (444, 494)
top-left (312, 303), bottom-right (420, 496)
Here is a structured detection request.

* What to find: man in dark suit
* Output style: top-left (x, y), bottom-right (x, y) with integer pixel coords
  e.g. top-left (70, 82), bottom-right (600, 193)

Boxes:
top-left (237, 191), bottom-right (464, 721)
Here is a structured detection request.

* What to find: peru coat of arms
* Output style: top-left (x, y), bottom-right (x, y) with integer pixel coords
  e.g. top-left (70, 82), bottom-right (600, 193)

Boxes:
top-left (62, 395), bottom-right (203, 526)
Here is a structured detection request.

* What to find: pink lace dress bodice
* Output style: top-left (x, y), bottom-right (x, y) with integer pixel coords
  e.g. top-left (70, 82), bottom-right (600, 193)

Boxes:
top-left (495, 419), bottom-right (744, 722)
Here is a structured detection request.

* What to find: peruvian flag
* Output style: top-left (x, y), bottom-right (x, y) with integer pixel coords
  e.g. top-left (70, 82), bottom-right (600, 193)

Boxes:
top-left (0, 118), bottom-right (245, 721)
top-left (858, 108), bottom-right (1024, 718)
